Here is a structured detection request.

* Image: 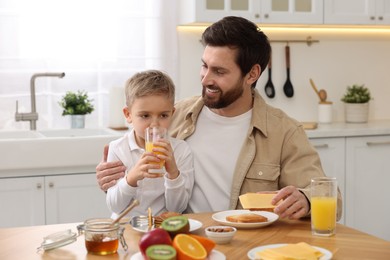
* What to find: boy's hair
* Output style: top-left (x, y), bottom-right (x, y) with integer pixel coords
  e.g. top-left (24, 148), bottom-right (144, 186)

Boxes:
top-left (201, 16), bottom-right (271, 88)
top-left (125, 70), bottom-right (175, 107)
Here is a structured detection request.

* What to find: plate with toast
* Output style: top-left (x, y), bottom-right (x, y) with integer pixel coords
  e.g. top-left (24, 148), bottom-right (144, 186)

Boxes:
top-left (211, 210), bottom-right (279, 229)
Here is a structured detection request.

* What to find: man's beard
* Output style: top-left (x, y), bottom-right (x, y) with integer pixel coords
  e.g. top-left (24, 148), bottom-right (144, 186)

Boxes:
top-left (202, 80), bottom-right (244, 109)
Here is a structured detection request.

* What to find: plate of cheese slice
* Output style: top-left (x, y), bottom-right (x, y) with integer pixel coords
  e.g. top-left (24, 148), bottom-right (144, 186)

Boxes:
top-left (247, 243), bottom-right (332, 260)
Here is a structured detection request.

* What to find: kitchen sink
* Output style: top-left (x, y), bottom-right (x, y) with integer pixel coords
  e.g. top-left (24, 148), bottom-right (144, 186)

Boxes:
top-left (0, 128), bottom-right (124, 175)
top-left (38, 128), bottom-right (120, 138)
top-left (0, 130), bottom-right (44, 139)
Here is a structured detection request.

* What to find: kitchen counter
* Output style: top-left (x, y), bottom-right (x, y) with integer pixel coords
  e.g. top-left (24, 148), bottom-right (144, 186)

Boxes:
top-left (305, 120), bottom-right (390, 138)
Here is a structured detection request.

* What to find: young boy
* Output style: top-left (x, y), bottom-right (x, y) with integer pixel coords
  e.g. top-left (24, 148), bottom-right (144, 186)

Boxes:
top-left (106, 70), bottom-right (194, 218)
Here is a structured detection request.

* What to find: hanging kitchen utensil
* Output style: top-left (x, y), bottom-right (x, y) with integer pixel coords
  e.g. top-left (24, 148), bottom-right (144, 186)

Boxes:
top-left (264, 47), bottom-right (275, 98)
top-left (283, 44), bottom-right (294, 98)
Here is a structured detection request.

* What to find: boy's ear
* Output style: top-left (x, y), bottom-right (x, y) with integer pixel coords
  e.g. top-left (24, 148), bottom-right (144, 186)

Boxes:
top-left (123, 106), bottom-right (132, 123)
top-left (172, 107), bottom-right (176, 115)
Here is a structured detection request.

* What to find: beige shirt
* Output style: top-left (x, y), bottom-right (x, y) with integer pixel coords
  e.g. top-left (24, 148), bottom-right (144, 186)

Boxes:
top-left (169, 89), bottom-right (342, 220)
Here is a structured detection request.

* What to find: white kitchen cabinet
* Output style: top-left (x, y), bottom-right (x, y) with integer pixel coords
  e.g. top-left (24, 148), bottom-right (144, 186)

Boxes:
top-left (345, 135), bottom-right (390, 241)
top-left (45, 174), bottom-right (110, 225)
top-left (180, 0), bottom-right (323, 25)
top-left (0, 173), bottom-right (110, 228)
top-left (310, 137), bottom-right (346, 224)
top-left (0, 176), bottom-right (45, 227)
top-left (324, 0), bottom-right (390, 25)
top-left (261, 0), bottom-right (323, 24)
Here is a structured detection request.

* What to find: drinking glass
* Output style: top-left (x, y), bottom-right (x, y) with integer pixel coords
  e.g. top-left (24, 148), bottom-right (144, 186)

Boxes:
top-left (145, 126), bottom-right (167, 174)
top-left (311, 177), bottom-right (337, 236)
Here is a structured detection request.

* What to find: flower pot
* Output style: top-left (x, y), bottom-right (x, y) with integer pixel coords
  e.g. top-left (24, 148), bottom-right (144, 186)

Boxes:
top-left (71, 115), bottom-right (85, 128)
top-left (344, 103), bottom-right (369, 123)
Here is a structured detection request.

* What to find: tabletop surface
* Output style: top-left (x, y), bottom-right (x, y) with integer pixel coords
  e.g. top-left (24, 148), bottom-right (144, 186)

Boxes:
top-left (1, 212), bottom-right (390, 260)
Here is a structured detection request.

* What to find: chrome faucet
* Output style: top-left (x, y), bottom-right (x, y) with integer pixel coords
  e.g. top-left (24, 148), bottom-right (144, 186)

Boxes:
top-left (15, 72), bottom-right (65, 130)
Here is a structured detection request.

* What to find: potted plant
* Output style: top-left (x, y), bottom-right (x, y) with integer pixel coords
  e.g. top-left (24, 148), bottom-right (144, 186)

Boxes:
top-left (341, 84), bottom-right (372, 123)
top-left (59, 90), bottom-right (94, 128)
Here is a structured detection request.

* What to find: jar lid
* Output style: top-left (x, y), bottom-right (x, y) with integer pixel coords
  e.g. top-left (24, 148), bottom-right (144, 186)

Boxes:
top-left (37, 229), bottom-right (77, 252)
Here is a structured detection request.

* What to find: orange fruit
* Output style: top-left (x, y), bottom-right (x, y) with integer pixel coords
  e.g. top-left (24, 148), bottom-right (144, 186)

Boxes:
top-left (189, 234), bottom-right (215, 255)
top-left (172, 234), bottom-right (207, 260)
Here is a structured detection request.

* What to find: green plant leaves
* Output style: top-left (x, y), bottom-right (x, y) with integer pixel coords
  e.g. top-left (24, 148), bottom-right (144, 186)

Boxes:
top-left (341, 84), bottom-right (371, 103)
top-left (59, 90), bottom-right (94, 115)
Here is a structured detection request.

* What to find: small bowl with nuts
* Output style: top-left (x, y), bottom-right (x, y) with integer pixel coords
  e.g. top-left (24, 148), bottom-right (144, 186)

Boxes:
top-left (205, 225), bottom-right (237, 244)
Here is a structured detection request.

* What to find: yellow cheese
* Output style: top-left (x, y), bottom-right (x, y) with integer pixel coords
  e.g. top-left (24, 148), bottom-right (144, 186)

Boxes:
top-left (256, 242), bottom-right (324, 260)
top-left (239, 193), bottom-right (279, 210)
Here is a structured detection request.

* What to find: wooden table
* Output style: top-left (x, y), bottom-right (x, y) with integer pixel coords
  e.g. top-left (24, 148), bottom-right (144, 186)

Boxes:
top-left (1, 212), bottom-right (390, 259)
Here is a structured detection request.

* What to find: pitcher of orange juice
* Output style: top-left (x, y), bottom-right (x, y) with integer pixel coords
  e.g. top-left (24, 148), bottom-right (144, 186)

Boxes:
top-left (311, 177), bottom-right (337, 236)
top-left (145, 126), bottom-right (167, 174)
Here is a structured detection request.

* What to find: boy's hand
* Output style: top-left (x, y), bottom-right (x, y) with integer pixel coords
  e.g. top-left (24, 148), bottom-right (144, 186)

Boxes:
top-left (126, 152), bottom-right (163, 186)
top-left (153, 139), bottom-right (179, 180)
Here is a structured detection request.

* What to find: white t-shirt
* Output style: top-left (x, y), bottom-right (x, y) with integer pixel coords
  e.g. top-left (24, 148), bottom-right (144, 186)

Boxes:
top-left (186, 106), bottom-right (252, 212)
top-left (106, 129), bottom-right (194, 218)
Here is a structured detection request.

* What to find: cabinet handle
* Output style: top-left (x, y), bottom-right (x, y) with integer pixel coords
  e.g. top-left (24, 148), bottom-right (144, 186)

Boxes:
top-left (313, 144), bottom-right (329, 149)
top-left (255, 13), bottom-right (260, 19)
top-left (370, 16), bottom-right (375, 20)
top-left (264, 13), bottom-right (269, 19)
top-left (378, 16), bottom-right (383, 21)
top-left (48, 182), bottom-right (54, 188)
top-left (36, 183), bottom-right (42, 189)
top-left (366, 141), bottom-right (390, 146)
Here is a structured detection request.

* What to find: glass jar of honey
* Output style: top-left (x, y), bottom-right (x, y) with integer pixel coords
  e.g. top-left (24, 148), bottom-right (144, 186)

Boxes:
top-left (83, 218), bottom-right (127, 255)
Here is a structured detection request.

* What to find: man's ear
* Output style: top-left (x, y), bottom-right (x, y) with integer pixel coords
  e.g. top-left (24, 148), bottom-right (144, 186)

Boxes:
top-left (247, 64), bottom-right (261, 86)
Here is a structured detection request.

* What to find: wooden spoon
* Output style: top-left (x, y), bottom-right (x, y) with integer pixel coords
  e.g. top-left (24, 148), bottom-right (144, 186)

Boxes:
top-left (310, 78), bottom-right (327, 102)
top-left (112, 199), bottom-right (139, 225)
top-left (319, 89), bottom-right (327, 102)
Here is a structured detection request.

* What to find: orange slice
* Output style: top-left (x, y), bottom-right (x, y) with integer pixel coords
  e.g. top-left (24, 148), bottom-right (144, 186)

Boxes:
top-left (189, 234), bottom-right (215, 255)
top-left (172, 234), bottom-right (207, 260)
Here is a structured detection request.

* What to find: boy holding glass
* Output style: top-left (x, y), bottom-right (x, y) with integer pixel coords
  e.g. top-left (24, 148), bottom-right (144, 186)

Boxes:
top-left (106, 70), bottom-right (194, 218)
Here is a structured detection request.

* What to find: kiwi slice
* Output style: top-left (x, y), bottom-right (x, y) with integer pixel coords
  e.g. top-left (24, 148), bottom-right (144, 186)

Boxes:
top-left (161, 216), bottom-right (190, 237)
top-left (146, 245), bottom-right (177, 260)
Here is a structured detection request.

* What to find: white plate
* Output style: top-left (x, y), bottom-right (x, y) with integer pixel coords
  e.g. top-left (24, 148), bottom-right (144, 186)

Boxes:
top-left (130, 249), bottom-right (225, 260)
top-left (212, 210), bottom-right (278, 229)
top-left (247, 243), bottom-right (332, 260)
top-left (132, 218), bottom-right (202, 233)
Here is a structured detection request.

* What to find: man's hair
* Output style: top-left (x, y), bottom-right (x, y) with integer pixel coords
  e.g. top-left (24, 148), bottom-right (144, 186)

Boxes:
top-left (125, 70), bottom-right (175, 106)
top-left (201, 16), bottom-right (271, 88)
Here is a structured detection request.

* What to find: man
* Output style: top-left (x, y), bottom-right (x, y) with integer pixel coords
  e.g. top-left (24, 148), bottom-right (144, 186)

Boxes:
top-left (97, 16), bottom-right (342, 220)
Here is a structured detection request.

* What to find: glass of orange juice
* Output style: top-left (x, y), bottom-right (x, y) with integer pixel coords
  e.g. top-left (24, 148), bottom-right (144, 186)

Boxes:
top-left (145, 126), bottom-right (167, 174)
top-left (311, 177), bottom-right (337, 236)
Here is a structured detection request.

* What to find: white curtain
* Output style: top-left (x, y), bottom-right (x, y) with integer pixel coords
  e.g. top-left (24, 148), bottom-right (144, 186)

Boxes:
top-left (0, 0), bottom-right (179, 130)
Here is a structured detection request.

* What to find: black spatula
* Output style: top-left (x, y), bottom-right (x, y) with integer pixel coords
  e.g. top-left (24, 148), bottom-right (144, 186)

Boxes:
top-left (264, 47), bottom-right (275, 98)
top-left (283, 44), bottom-right (294, 98)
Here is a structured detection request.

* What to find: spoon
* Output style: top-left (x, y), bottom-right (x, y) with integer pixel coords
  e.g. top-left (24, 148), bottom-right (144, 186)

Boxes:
top-left (319, 89), bottom-right (328, 102)
top-left (264, 47), bottom-right (275, 98)
top-left (309, 78), bottom-right (328, 103)
top-left (283, 44), bottom-right (294, 98)
top-left (112, 199), bottom-right (140, 225)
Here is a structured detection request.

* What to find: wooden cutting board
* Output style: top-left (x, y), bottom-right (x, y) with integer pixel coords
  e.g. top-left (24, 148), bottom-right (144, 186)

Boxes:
top-left (301, 122), bottom-right (318, 130)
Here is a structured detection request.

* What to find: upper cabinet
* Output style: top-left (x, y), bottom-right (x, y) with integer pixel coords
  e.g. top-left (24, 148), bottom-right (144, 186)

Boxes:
top-left (180, 0), bottom-right (323, 25)
top-left (180, 0), bottom-right (390, 26)
top-left (262, 0), bottom-right (323, 24)
top-left (324, 0), bottom-right (390, 25)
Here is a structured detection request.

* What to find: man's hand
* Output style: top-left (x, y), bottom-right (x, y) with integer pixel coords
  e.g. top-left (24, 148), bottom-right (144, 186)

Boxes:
top-left (272, 186), bottom-right (310, 220)
top-left (96, 145), bottom-right (126, 192)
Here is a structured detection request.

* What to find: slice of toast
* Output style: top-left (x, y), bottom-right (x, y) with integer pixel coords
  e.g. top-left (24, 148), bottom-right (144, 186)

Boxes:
top-left (226, 213), bottom-right (268, 223)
